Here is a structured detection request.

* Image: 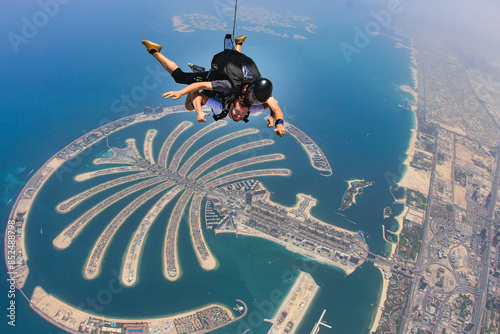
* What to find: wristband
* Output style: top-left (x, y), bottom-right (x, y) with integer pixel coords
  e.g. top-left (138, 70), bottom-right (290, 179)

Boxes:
top-left (275, 119), bottom-right (284, 127)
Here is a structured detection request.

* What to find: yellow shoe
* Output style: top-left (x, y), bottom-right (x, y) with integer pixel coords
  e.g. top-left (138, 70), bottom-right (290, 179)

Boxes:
top-left (235, 35), bottom-right (247, 45)
top-left (142, 40), bottom-right (162, 53)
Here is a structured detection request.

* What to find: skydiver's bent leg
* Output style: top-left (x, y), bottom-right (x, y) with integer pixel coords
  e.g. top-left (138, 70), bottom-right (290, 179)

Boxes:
top-left (171, 68), bottom-right (210, 85)
top-left (185, 94), bottom-right (194, 111)
top-left (152, 52), bottom-right (180, 75)
top-left (143, 40), bottom-right (179, 74)
top-left (142, 40), bottom-right (209, 84)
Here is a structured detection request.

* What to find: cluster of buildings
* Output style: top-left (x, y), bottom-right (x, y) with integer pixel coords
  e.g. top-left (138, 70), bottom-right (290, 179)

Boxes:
top-left (178, 306), bottom-right (232, 333)
top-left (207, 180), bottom-right (367, 274)
top-left (374, 26), bottom-right (500, 333)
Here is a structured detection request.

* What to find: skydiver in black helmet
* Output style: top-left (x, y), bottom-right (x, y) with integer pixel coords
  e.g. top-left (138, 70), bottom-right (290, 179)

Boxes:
top-left (141, 35), bottom-right (285, 137)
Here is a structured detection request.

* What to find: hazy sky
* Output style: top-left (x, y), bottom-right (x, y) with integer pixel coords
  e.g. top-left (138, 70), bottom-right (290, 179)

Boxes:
top-left (402, 0), bottom-right (500, 64)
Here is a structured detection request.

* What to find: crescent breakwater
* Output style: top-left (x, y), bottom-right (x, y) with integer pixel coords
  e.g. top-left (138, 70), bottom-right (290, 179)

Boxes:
top-left (29, 286), bottom-right (244, 334)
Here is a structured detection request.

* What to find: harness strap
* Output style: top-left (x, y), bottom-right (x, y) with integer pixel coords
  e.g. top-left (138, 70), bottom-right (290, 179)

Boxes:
top-left (213, 95), bottom-right (235, 121)
top-left (242, 111), bottom-right (250, 123)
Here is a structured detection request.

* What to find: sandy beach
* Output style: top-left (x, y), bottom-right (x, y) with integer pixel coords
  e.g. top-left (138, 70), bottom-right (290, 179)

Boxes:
top-left (74, 166), bottom-right (143, 181)
top-left (369, 265), bottom-right (391, 333)
top-left (6, 112), bottom-right (160, 288)
top-left (370, 42), bottom-right (420, 334)
top-left (397, 48), bottom-right (428, 195)
top-left (93, 138), bottom-right (139, 165)
top-left (5, 156), bottom-right (67, 288)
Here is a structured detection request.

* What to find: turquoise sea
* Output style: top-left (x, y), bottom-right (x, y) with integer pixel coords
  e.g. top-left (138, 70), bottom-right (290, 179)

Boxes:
top-left (1, 1), bottom-right (415, 333)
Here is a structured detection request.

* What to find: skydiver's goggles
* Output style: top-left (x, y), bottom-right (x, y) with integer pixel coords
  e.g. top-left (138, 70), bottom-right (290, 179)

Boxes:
top-left (232, 105), bottom-right (249, 116)
top-left (244, 85), bottom-right (264, 106)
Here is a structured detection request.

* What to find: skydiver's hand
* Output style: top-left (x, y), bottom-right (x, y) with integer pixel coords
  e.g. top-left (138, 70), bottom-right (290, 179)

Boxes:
top-left (267, 116), bottom-right (274, 128)
top-left (275, 124), bottom-right (285, 137)
top-left (196, 111), bottom-right (211, 123)
top-left (162, 90), bottom-right (184, 100)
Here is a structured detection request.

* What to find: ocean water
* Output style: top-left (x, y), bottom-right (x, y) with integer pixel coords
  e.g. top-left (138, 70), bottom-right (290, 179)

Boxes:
top-left (1, 1), bottom-right (415, 333)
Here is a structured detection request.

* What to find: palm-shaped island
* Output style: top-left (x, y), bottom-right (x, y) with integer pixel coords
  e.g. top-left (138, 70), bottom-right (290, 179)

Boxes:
top-left (8, 107), bottom-right (367, 333)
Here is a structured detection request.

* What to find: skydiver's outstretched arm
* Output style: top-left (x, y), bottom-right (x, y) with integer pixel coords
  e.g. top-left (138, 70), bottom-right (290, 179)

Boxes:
top-left (265, 97), bottom-right (285, 137)
top-left (162, 82), bottom-right (214, 100)
top-left (260, 103), bottom-right (274, 128)
top-left (191, 92), bottom-right (211, 123)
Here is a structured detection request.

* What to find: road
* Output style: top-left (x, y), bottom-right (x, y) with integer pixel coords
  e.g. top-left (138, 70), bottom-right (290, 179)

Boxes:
top-left (398, 118), bottom-right (439, 334)
top-left (469, 145), bottom-right (500, 331)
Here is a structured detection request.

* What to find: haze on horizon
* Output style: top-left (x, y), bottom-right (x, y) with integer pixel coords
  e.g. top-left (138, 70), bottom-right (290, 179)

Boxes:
top-left (400, 0), bottom-right (500, 71)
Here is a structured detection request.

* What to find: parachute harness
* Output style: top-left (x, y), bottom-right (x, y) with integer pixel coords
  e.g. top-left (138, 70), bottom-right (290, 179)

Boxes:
top-left (213, 0), bottom-right (251, 123)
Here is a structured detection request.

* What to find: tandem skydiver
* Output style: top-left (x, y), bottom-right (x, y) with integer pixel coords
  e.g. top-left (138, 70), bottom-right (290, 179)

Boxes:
top-left (141, 36), bottom-right (286, 137)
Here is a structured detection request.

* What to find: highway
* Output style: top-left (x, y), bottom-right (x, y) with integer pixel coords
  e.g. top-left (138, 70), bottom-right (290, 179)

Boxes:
top-left (399, 122), bottom-right (439, 334)
top-left (469, 146), bottom-right (500, 331)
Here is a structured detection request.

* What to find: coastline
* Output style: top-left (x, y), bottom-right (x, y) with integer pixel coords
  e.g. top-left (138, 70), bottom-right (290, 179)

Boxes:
top-left (4, 156), bottom-right (66, 288)
top-left (397, 42), bottom-right (419, 191)
top-left (216, 225), bottom-right (356, 276)
top-left (370, 42), bottom-right (420, 334)
top-left (369, 264), bottom-right (390, 333)
top-left (381, 206), bottom-right (407, 256)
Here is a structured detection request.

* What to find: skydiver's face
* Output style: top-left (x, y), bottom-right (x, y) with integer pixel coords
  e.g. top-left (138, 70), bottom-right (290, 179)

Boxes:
top-left (230, 101), bottom-right (249, 122)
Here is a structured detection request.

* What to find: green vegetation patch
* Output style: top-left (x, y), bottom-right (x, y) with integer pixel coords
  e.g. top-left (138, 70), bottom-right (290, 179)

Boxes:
top-left (406, 189), bottom-right (427, 210)
top-left (397, 220), bottom-right (423, 260)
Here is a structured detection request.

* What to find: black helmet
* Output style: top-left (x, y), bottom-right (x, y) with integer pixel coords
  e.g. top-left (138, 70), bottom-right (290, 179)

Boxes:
top-left (245, 78), bottom-right (273, 105)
